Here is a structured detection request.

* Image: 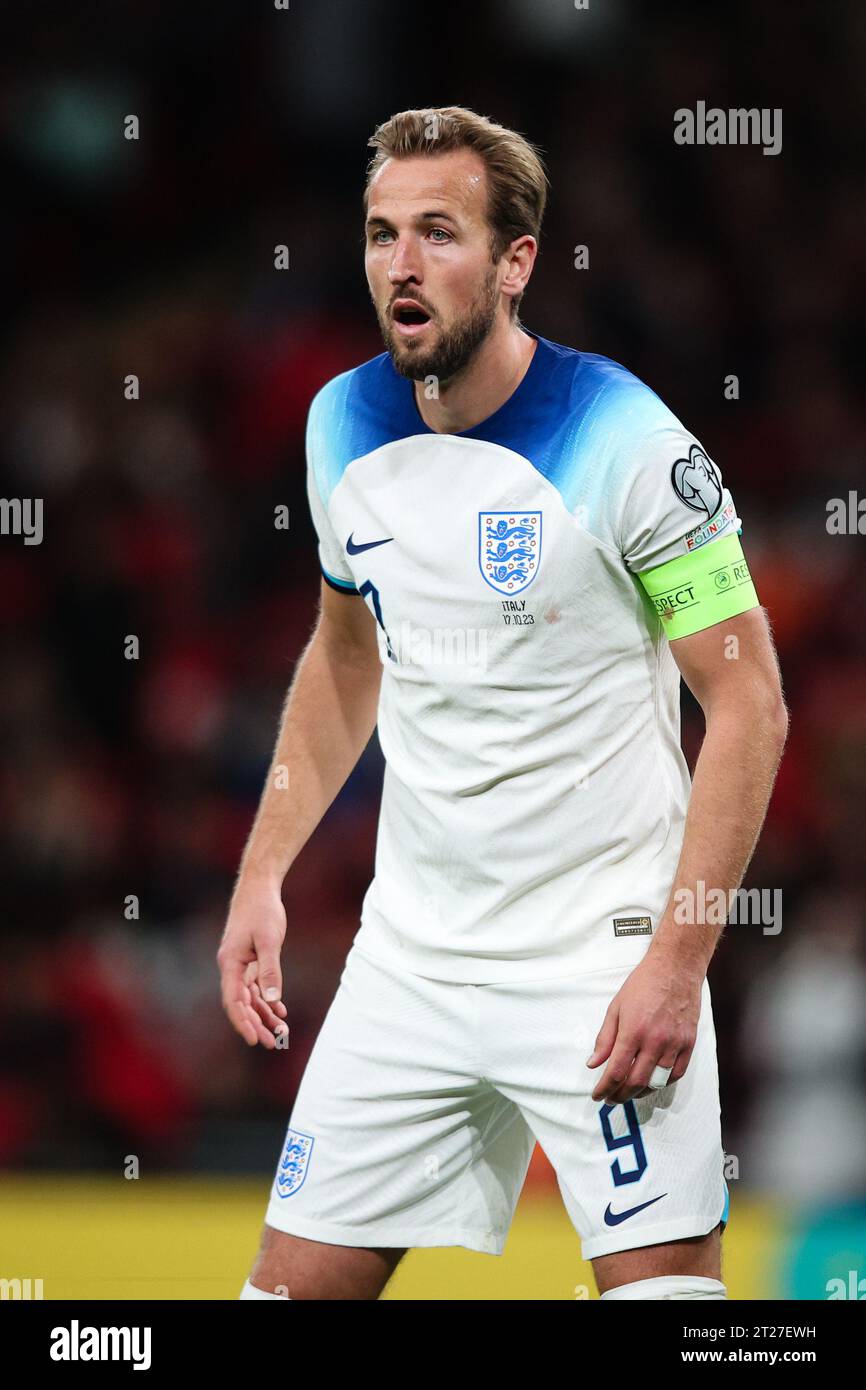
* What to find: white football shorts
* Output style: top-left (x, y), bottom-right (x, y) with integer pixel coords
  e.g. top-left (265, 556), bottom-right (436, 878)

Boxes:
top-left (263, 942), bottom-right (729, 1260)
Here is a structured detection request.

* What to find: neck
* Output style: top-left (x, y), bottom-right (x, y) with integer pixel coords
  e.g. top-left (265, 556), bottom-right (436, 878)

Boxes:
top-left (412, 322), bottom-right (537, 435)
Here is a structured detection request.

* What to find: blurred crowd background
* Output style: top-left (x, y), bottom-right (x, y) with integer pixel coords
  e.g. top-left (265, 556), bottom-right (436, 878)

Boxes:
top-left (1, 0), bottom-right (864, 1291)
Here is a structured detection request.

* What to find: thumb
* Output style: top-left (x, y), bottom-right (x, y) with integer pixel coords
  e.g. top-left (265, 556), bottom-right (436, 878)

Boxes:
top-left (256, 939), bottom-right (283, 1003)
top-left (586, 1006), bottom-right (618, 1069)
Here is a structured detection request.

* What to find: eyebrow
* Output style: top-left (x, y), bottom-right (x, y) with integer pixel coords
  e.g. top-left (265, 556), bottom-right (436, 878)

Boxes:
top-left (365, 210), bottom-right (460, 231)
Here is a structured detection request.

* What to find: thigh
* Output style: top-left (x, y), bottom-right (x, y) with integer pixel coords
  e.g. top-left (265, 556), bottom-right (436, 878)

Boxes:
top-left (592, 1222), bottom-right (722, 1296)
top-left (481, 967), bottom-right (729, 1264)
top-left (250, 1224), bottom-right (406, 1300)
top-left (263, 946), bottom-right (535, 1256)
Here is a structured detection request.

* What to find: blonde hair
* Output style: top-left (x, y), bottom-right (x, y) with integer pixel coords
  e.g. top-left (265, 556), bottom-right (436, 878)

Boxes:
top-left (364, 106), bottom-right (549, 320)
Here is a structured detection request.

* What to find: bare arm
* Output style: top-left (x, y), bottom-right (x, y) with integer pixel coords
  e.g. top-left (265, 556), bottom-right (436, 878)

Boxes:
top-left (588, 606), bottom-right (789, 1103)
top-left (651, 604), bottom-right (789, 972)
top-left (218, 582), bottom-right (381, 1046)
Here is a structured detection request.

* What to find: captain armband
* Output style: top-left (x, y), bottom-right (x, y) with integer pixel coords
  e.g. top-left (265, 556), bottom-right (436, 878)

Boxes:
top-left (636, 532), bottom-right (760, 639)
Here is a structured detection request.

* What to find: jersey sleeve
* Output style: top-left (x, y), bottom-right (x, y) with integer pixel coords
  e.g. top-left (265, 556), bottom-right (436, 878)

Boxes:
top-left (305, 389), bottom-right (359, 595)
top-left (614, 391), bottom-right (760, 638)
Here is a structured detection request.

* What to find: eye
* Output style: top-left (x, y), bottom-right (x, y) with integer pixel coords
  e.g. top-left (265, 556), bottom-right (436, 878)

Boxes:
top-left (370, 228), bottom-right (392, 244)
top-left (428, 227), bottom-right (451, 242)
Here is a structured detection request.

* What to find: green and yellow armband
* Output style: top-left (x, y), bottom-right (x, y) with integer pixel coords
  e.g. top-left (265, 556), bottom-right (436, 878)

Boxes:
top-left (636, 532), bottom-right (760, 639)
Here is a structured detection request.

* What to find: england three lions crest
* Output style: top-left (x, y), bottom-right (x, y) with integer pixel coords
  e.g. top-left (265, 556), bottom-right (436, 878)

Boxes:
top-left (479, 511), bottom-right (542, 595)
top-left (274, 1126), bottom-right (314, 1198)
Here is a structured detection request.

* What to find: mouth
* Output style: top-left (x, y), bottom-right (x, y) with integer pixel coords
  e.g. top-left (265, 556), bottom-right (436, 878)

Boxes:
top-left (391, 299), bottom-right (433, 338)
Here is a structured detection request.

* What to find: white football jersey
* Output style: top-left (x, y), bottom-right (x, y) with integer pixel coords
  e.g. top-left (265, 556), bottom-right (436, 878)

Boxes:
top-left (305, 330), bottom-right (750, 981)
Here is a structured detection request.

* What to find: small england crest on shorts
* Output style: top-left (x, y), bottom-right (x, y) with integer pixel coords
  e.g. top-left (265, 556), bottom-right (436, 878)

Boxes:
top-left (479, 511), bottom-right (542, 595)
top-left (274, 1127), bottom-right (314, 1198)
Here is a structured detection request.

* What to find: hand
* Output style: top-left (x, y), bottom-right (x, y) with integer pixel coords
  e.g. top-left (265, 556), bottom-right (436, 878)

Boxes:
top-left (585, 952), bottom-right (703, 1105)
top-left (217, 877), bottom-right (288, 1048)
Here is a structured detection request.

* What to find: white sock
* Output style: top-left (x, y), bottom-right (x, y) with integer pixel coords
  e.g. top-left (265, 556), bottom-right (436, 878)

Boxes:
top-left (601, 1274), bottom-right (727, 1300)
top-left (239, 1277), bottom-right (291, 1300)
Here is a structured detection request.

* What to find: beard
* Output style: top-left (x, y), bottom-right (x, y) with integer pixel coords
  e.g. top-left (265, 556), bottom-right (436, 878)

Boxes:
top-left (376, 267), bottom-right (500, 384)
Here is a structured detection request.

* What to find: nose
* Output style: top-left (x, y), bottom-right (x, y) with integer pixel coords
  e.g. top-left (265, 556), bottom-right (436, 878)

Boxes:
top-left (387, 237), bottom-right (422, 288)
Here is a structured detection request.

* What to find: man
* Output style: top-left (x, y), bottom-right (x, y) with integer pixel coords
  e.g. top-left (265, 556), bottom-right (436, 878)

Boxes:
top-left (221, 106), bottom-right (788, 1301)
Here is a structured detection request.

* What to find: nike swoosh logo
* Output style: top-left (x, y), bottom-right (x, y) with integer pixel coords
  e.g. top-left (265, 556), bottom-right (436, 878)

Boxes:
top-left (346, 533), bottom-right (394, 555)
top-left (603, 1193), bottom-right (667, 1226)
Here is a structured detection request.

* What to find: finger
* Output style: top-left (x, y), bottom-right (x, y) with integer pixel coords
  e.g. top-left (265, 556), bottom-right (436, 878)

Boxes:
top-left (242, 989), bottom-right (281, 1049)
top-left (220, 952), bottom-right (247, 1012)
top-left (591, 1038), bottom-right (639, 1103)
top-left (250, 980), bottom-right (290, 1036)
top-left (628, 1044), bottom-right (681, 1093)
top-left (605, 1046), bottom-right (678, 1105)
top-left (244, 962), bottom-right (287, 1029)
top-left (220, 957), bottom-right (259, 1046)
top-left (252, 995), bottom-right (289, 1028)
top-left (586, 1002), bottom-right (620, 1069)
top-left (229, 966), bottom-right (280, 1048)
top-left (235, 982), bottom-right (272, 1048)
top-left (244, 962), bottom-right (288, 1019)
top-left (248, 1011), bottom-right (280, 1049)
top-left (229, 998), bottom-right (258, 1046)
top-left (668, 1043), bottom-right (694, 1084)
top-left (241, 961), bottom-right (287, 1040)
